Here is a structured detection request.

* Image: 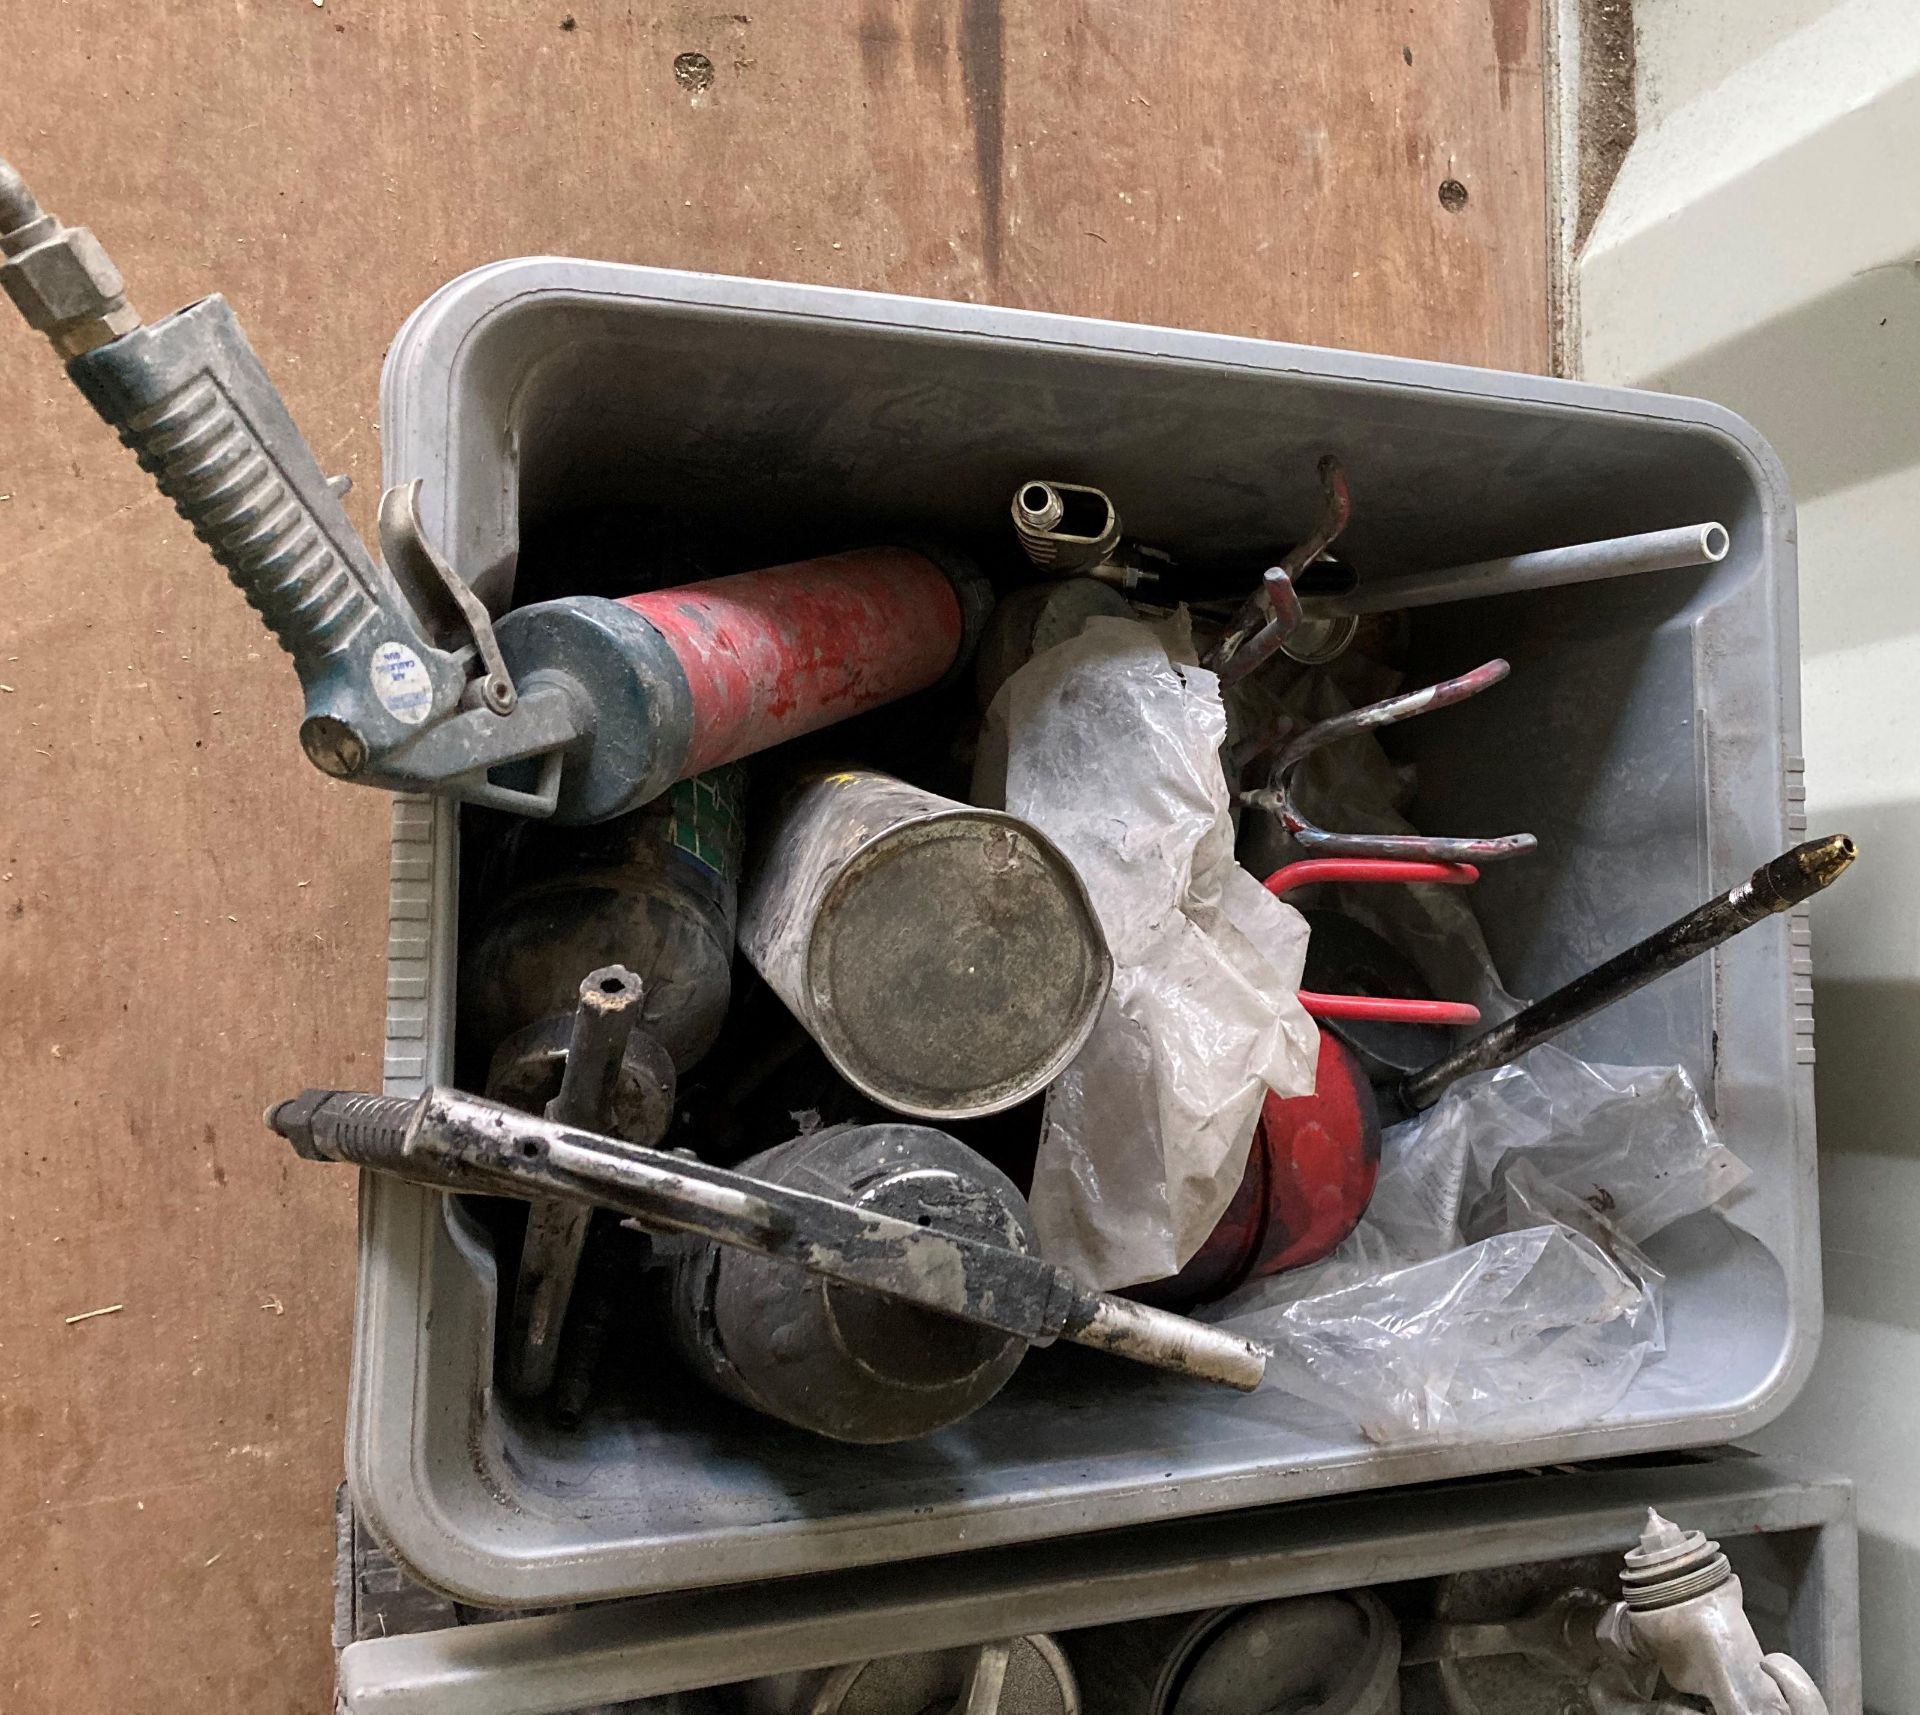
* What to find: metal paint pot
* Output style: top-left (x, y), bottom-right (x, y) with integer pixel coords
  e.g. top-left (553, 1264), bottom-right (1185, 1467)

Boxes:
top-left (739, 767), bottom-right (1111, 1120)
top-left (460, 764), bottom-right (744, 1074)
top-left (666, 1124), bottom-right (1039, 1443)
top-left (1068, 1590), bottom-right (1400, 1715)
top-left (1134, 1031), bottom-right (1382, 1309)
top-left (744, 1634), bottom-right (1079, 1715)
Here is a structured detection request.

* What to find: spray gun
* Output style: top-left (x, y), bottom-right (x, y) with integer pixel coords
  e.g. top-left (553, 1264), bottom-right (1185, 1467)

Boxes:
top-left (0, 158), bottom-right (987, 822)
top-left (266, 1076), bottom-right (1270, 1440)
top-left (1405, 1508), bottom-right (1831, 1715)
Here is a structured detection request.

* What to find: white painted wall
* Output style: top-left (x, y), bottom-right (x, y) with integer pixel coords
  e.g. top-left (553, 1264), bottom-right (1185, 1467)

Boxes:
top-left (1578, 3), bottom-right (1920, 1707)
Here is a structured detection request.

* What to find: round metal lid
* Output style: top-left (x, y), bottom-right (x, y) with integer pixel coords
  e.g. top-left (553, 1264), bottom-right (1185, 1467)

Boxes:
top-left (808, 1636), bottom-right (1079, 1715)
top-left (804, 809), bottom-right (1111, 1120)
top-left (1169, 1593), bottom-right (1399, 1715)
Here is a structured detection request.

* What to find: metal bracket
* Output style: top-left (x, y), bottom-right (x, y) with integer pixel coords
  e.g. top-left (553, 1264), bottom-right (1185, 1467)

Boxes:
top-left (1239, 658), bottom-right (1538, 864)
top-left (1206, 454), bottom-right (1353, 684)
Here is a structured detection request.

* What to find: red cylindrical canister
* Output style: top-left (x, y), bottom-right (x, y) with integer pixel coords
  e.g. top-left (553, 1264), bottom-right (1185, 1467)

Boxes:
top-left (620, 548), bottom-right (967, 777)
top-left (1135, 1031), bottom-right (1382, 1308)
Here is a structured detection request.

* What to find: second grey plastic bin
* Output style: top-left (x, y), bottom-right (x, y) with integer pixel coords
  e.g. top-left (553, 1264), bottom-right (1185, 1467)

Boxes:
top-left (359, 260), bottom-right (1814, 1607)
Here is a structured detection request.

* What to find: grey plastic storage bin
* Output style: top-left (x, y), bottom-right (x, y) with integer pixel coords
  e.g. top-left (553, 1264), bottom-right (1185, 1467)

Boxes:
top-left (332, 1453), bottom-right (1860, 1714)
top-left (361, 259), bottom-right (1813, 1608)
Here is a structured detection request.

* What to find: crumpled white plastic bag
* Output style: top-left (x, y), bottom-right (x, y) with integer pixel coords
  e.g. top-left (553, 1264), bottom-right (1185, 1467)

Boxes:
top-left (1205, 1045), bottom-right (1740, 1443)
top-left (975, 615), bottom-right (1317, 1290)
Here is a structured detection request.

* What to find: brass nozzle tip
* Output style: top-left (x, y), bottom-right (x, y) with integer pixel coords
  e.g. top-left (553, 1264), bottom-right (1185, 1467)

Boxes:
top-left (1761, 833), bottom-right (1857, 909)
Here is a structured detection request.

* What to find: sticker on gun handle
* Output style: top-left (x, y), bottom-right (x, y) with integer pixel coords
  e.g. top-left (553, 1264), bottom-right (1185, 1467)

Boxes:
top-left (370, 639), bottom-right (433, 725)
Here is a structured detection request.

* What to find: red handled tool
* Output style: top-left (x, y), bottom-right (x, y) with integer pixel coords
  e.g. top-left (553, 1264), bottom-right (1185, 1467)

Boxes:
top-left (1270, 859), bottom-right (1483, 1030)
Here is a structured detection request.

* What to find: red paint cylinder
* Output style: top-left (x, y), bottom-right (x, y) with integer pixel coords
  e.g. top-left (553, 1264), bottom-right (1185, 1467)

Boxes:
top-left (619, 548), bottom-right (967, 777)
top-left (1134, 1032), bottom-right (1382, 1308)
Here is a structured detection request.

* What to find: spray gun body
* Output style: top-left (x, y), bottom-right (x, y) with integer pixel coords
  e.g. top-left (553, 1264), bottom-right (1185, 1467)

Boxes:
top-left (62, 295), bottom-right (484, 777)
top-left (1593, 1511), bottom-right (1829, 1715)
top-left (1408, 1508), bottom-right (1831, 1715)
top-left (1, 160), bottom-right (985, 822)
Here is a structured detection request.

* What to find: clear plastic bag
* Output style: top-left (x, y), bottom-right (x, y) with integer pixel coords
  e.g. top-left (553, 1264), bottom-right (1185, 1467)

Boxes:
top-left (1222, 1221), bottom-right (1665, 1444)
top-left (974, 615), bottom-right (1318, 1290)
top-left (1438, 1047), bottom-right (1749, 1247)
top-left (1208, 1045), bottom-right (1740, 1443)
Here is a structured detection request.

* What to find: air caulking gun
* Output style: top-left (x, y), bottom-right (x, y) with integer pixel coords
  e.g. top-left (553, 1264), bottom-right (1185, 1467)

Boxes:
top-left (0, 157), bottom-right (986, 823)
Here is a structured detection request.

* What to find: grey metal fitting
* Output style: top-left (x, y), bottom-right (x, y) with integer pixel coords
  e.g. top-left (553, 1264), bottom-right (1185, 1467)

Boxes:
top-left (1596, 1510), bottom-right (1830, 1715)
top-left (0, 157), bottom-right (140, 357)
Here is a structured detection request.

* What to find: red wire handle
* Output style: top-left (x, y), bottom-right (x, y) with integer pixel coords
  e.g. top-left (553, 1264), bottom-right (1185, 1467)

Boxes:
top-left (1300, 991), bottom-right (1481, 1026)
top-left (1268, 858), bottom-right (1483, 1026)
top-left (1264, 859), bottom-right (1480, 897)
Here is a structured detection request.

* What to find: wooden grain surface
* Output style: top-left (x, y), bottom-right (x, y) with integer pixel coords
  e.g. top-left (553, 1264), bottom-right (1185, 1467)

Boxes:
top-left (0, 4), bottom-right (1543, 1708)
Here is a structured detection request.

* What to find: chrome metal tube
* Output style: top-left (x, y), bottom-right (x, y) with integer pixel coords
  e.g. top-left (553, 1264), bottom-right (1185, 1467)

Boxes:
top-left (1320, 522), bottom-right (1730, 616)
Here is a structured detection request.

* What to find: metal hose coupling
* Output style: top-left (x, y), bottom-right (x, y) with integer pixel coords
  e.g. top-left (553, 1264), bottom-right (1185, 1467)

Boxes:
top-left (1596, 1510), bottom-right (1830, 1715)
top-left (1009, 479), bottom-right (1165, 589)
top-left (1619, 1510), bottom-right (1732, 1610)
top-left (0, 155), bottom-right (141, 357)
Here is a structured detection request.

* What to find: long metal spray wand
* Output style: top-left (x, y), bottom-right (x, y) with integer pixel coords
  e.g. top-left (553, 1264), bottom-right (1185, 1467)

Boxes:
top-left (1399, 833), bottom-right (1857, 1113)
top-left (266, 1085), bottom-right (1270, 1392)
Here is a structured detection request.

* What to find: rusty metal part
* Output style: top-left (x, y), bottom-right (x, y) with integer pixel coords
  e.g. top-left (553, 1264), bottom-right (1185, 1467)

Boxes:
top-left (265, 1087), bottom-right (1270, 1395)
top-left (668, 1125), bottom-right (1038, 1442)
top-left (1400, 832), bottom-right (1858, 1112)
top-left (1402, 1585), bottom-right (1613, 1670)
top-left (1204, 455), bottom-right (1352, 684)
top-left (484, 1009), bottom-right (676, 1146)
top-left (500, 965), bottom-right (648, 1398)
top-left (1010, 480), bottom-right (1161, 589)
top-left (739, 766), bottom-right (1112, 1120)
top-left (1409, 1556), bottom-right (1623, 1715)
top-left (547, 1237), bottom-right (619, 1430)
top-left (1239, 658), bottom-right (1538, 864)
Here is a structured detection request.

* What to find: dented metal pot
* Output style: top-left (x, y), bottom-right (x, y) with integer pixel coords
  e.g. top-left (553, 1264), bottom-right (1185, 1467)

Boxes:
top-left (665, 1124), bottom-right (1039, 1443)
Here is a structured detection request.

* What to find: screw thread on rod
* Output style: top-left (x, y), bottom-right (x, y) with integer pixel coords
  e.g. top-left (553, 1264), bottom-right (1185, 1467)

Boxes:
top-left (267, 1089), bottom-right (418, 1164)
